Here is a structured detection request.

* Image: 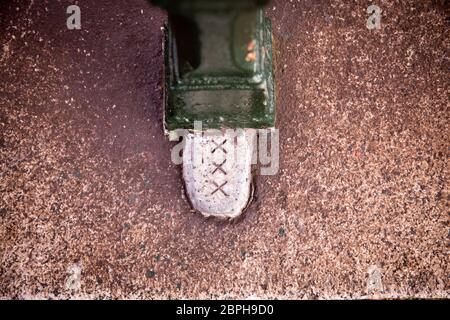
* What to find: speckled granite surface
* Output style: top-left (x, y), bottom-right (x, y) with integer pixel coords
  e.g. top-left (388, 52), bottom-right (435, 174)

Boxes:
top-left (0, 0), bottom-right (448, 299)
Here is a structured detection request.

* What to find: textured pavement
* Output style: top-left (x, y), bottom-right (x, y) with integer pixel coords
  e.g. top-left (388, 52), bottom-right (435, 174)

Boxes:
top-left (0, 0), bottom-right (449, 299)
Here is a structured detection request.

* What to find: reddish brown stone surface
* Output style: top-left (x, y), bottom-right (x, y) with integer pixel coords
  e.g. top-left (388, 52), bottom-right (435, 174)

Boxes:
top-left (0, 0), bottom-right (448, 298)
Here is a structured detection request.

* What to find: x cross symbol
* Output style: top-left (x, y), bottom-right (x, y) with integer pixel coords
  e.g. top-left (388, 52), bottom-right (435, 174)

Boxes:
top-left (211, 139), bottom-right (227, 154)
top-left (211, 181), bottom-right (229, 196)
top-left (212, 159), bottom-right (227, 175)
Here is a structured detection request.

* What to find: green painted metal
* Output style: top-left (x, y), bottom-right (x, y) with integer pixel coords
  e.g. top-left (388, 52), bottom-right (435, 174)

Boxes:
top-left (152, 0), bottom-right (275, 130)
